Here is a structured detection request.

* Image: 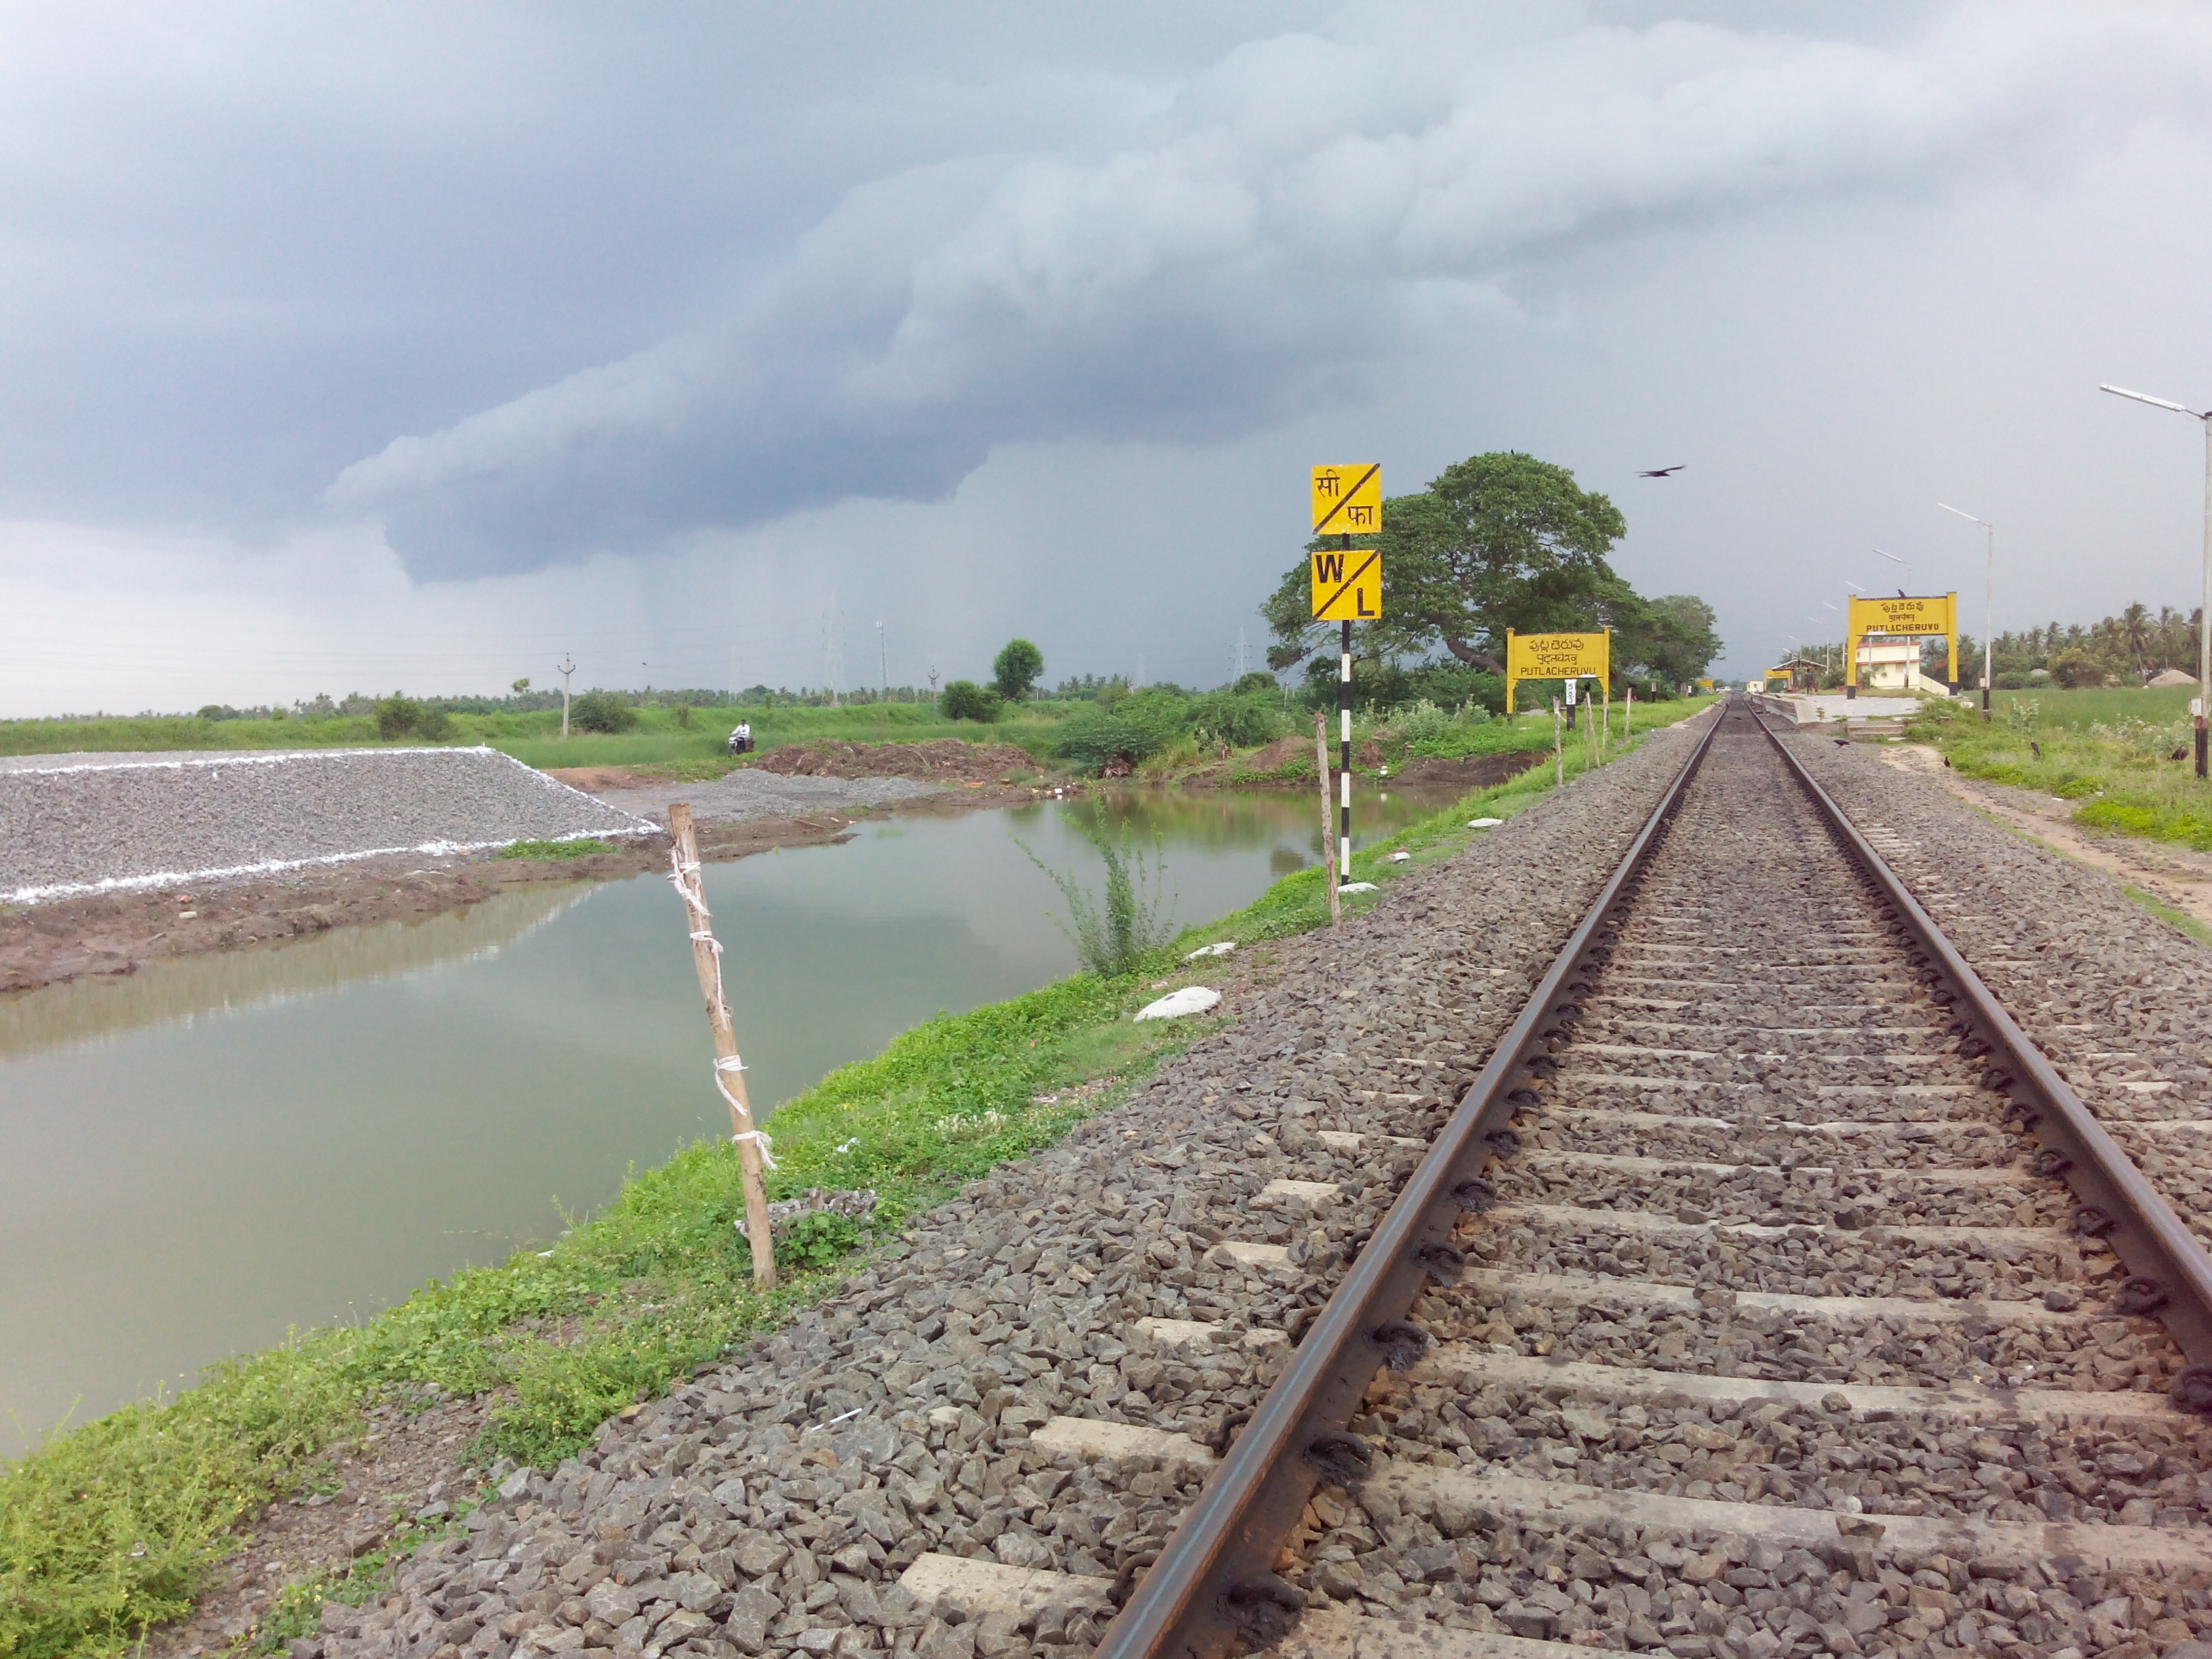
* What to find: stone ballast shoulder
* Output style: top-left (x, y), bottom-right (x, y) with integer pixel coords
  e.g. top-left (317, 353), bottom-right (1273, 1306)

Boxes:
top-left (1782, 731), bottom-right (2212, 1248)
top-left (310, 716), bottom-right (1714, 1659)
top-left (0, 746), bottom-right (657, 905)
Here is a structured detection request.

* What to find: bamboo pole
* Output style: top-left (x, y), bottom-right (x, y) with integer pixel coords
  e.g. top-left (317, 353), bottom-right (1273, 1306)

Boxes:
top-left (1553, 699), bottom-right (1564, 787)
top-left (1601, 686), bottom-right (1611, 764)
top-left (1315, 711), bottom-right (1340, 928)
top-left (667, 803), bottom-right (776, 1288)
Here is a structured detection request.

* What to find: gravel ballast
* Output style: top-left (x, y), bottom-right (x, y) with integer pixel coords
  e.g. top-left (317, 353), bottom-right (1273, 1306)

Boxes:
top-left (1781, 730), bottom-right (2212, 1250)
top-left (0, 747), bottom-right (656, 904)
top-left (308, 716), bottom-right (1717, 1659)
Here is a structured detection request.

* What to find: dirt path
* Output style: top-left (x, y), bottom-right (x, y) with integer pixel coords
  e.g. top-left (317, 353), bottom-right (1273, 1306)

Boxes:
top-left (1873, 740), bottom-right (2212, 932)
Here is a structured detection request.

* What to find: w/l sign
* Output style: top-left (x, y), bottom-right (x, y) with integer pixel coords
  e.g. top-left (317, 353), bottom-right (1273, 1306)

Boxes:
top-left (1311, 465), bottom-right (1381, 535)
top-left (1311, 548), bottom-right (1382, 620)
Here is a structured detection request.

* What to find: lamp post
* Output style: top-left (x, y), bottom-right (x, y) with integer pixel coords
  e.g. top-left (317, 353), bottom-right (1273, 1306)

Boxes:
top-left (2102, 384), bottom-right (2212, 777)
top-left (1938, 503), bottom-right (1994, 718)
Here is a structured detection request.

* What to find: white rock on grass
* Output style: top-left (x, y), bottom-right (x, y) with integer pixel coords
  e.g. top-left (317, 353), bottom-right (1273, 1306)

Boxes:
top-left (1184, 941), bottom-right (1237, 959)
top-left (1340, 880), bottom-right (1379, 894)
top-left (1135, 985), bottom-right (1221, 1021)
top-left (1469, 817), bottom-right (1505, 828)
top-left (1386, 851), bottom-right (1411, 862)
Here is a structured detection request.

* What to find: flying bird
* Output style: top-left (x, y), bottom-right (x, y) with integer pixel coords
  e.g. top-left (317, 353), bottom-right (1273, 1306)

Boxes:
top-left (1636, 465), bottom-right (1685, 477)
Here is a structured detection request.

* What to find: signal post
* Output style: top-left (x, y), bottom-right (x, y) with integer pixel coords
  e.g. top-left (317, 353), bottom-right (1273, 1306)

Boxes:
top-left (1310, 465), bottom-right (1382, 883)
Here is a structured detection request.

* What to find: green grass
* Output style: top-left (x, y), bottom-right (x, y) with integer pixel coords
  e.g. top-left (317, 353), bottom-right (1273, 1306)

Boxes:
top-left (494, 838), bottom-right (618, 861)
top-left (0, 702), bottom-right (1072, 767)
top-left (1907, 687), bottom-right (2212, 852)
top-left (0, 696), bottom-right (1711, 1659)
top-left (2122, 886), bottom-right (2212, 949)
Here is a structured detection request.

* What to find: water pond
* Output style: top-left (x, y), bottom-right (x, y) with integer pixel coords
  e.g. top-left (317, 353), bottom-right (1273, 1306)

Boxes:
top-left (0, 784), bottom-right (1457, 1449)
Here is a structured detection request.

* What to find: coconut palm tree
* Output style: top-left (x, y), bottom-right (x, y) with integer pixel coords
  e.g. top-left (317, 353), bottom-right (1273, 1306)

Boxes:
top-left (2121, 602), bottom-right (2152, 680)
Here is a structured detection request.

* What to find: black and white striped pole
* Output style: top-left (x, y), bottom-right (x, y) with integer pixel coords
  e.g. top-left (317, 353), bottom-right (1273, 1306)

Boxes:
top-left (1339, 605), bottom-right (1353, 881)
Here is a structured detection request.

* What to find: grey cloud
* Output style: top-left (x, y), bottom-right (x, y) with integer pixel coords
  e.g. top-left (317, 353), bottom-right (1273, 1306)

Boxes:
top-left (329, 4), bottom-right (2212, 577)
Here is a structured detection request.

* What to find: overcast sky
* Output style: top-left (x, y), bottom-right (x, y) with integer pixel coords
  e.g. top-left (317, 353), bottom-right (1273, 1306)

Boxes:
top-left (5, 0), bottom-right (2212, 714)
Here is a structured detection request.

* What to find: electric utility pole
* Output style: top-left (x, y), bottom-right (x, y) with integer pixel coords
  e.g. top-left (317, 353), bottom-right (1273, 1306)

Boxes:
top-left (559, 653), bottom-right (576, 738)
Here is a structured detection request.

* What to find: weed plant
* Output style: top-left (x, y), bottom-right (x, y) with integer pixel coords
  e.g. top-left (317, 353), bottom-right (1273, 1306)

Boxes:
top-left (1019, 809), bottom-right (1177, 976)
top-left (495, 838), bottom-right (619, 860)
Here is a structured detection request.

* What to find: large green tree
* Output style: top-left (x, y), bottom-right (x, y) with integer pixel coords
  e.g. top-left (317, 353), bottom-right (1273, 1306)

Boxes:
top-left (1616, 593), bottom-right (1723, 685)
top-left (1264, 452), bottom-right (1632, 676)
top-left (992, 638), bottom-right (1044, 701)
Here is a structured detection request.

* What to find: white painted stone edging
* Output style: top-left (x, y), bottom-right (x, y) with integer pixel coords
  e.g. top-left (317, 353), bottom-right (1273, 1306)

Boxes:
top-left (1183, 941), bottom-right (1236, 959)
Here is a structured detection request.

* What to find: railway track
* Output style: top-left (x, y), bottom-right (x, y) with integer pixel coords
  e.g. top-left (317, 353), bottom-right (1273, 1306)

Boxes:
top-left (899, 698), bottom-right (2212, 1659)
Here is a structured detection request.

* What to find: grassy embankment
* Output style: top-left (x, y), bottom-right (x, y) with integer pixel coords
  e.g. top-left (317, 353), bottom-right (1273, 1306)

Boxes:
top-left (0, 701), bottom-right (1709, 1659)
top-left (0, 702), bottom-right (1073, 773)
top-left (1904, 686), bottom-right (2212, 851)
top-left (1, 695), bottom-right (1649, 784)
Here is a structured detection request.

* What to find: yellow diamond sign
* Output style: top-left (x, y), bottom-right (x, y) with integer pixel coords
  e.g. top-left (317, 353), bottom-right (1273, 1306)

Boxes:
top-left (1311, 548), bottom-right (1382, 621)
top-left (1311, 464), bottom-right (1381, 536)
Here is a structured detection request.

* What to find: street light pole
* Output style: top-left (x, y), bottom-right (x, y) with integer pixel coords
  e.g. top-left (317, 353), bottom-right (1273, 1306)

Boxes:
top-left (2101, 384), bottom-right (2212, 779)
top-left (1938, 504), bottom-right (1994, 719)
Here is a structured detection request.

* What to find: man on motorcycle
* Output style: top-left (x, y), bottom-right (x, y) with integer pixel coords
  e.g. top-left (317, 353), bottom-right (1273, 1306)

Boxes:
top-left (727, 721), bottom-right (753, 755)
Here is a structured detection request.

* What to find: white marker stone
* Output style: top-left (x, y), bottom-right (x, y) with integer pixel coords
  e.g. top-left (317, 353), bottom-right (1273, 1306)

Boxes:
top-left (1340, 880), bottom-right (1379, 894)
top-left (1183, 941), bottom-right (1237, 959)
top-left (1385, 850), bottom-right (1411, 862)
top-left (1469, 817), bottom-right (1504, 828)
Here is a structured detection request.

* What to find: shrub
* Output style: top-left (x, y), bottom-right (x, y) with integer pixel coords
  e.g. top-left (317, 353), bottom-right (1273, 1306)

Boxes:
top-left (415, 707), bottom-right (453, 741)
top-left (1395, 699), bottom-right (1451, 745)
top-left (1052, 689), bottom-right (1188, 771)
top-left (1232, 670), bottom-right (1279, 696)
top-left (2049, 649), bottom-right (2108, 689)
top-left (1188, 691), bottom-right (1285, 749)
top-left (940, 680), bottom-right (1002, 722)
top-left (375, 695), bottom-right (424, 740)
top-left (569, 691), bottom-right (638, 733)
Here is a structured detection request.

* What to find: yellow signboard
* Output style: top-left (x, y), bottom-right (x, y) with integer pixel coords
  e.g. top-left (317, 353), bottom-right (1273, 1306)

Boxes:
top-left (1311, 464), bottom-right (1382, 536)
top-left (1845, 592), bottom-right (1957, 689)
top-left (1311, 548), bottom-right (1382, 621)
top-left (1504, 629), bottom-right (1610, 714)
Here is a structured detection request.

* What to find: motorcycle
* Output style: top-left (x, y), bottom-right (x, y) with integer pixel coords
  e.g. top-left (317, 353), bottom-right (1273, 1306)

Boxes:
top-left (726, 729), bottom-right (754, 756)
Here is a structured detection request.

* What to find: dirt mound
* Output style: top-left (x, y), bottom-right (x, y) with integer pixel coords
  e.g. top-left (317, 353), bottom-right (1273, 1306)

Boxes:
top-left (1242, 735), bottom-right (1310, 773)
top-left (541, 766), bottom-right (657, 791)
top-left (1390, 750), bottom-right (1545, 787)
top-left (750, 739), bottom-right (1038, 781)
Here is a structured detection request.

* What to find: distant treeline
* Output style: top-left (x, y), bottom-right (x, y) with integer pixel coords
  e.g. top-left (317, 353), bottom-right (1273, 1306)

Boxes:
top-left (28, 672), bottom-right (1202, 724)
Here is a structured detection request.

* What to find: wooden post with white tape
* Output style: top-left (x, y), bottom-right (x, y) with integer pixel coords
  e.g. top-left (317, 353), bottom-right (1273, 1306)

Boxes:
top-left (667, 803), bottom-right (776, 1288)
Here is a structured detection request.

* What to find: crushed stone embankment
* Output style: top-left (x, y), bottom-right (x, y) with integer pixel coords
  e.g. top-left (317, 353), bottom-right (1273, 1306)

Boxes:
top-left (304, 713), bottom-right (1716, 1659)
top-left (1, 747), bottom-right (653, 905)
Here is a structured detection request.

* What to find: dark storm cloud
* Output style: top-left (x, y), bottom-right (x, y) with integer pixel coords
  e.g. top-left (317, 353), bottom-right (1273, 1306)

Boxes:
top-left (323, 4), bottom-right (2212, 577)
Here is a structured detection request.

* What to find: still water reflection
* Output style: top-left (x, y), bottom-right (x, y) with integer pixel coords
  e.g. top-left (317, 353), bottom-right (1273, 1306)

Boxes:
top-left (0, 785), bottom-right (1453, 1448)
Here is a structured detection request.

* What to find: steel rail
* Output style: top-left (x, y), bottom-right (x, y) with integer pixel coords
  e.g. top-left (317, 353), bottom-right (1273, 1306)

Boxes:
top-left (1092, 704), bottom-right (1727, 1659)
top-left (1095, 695), bottom-right (2212, 1659)
top-left (1753, 708), bottom-right (2212, 1386)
